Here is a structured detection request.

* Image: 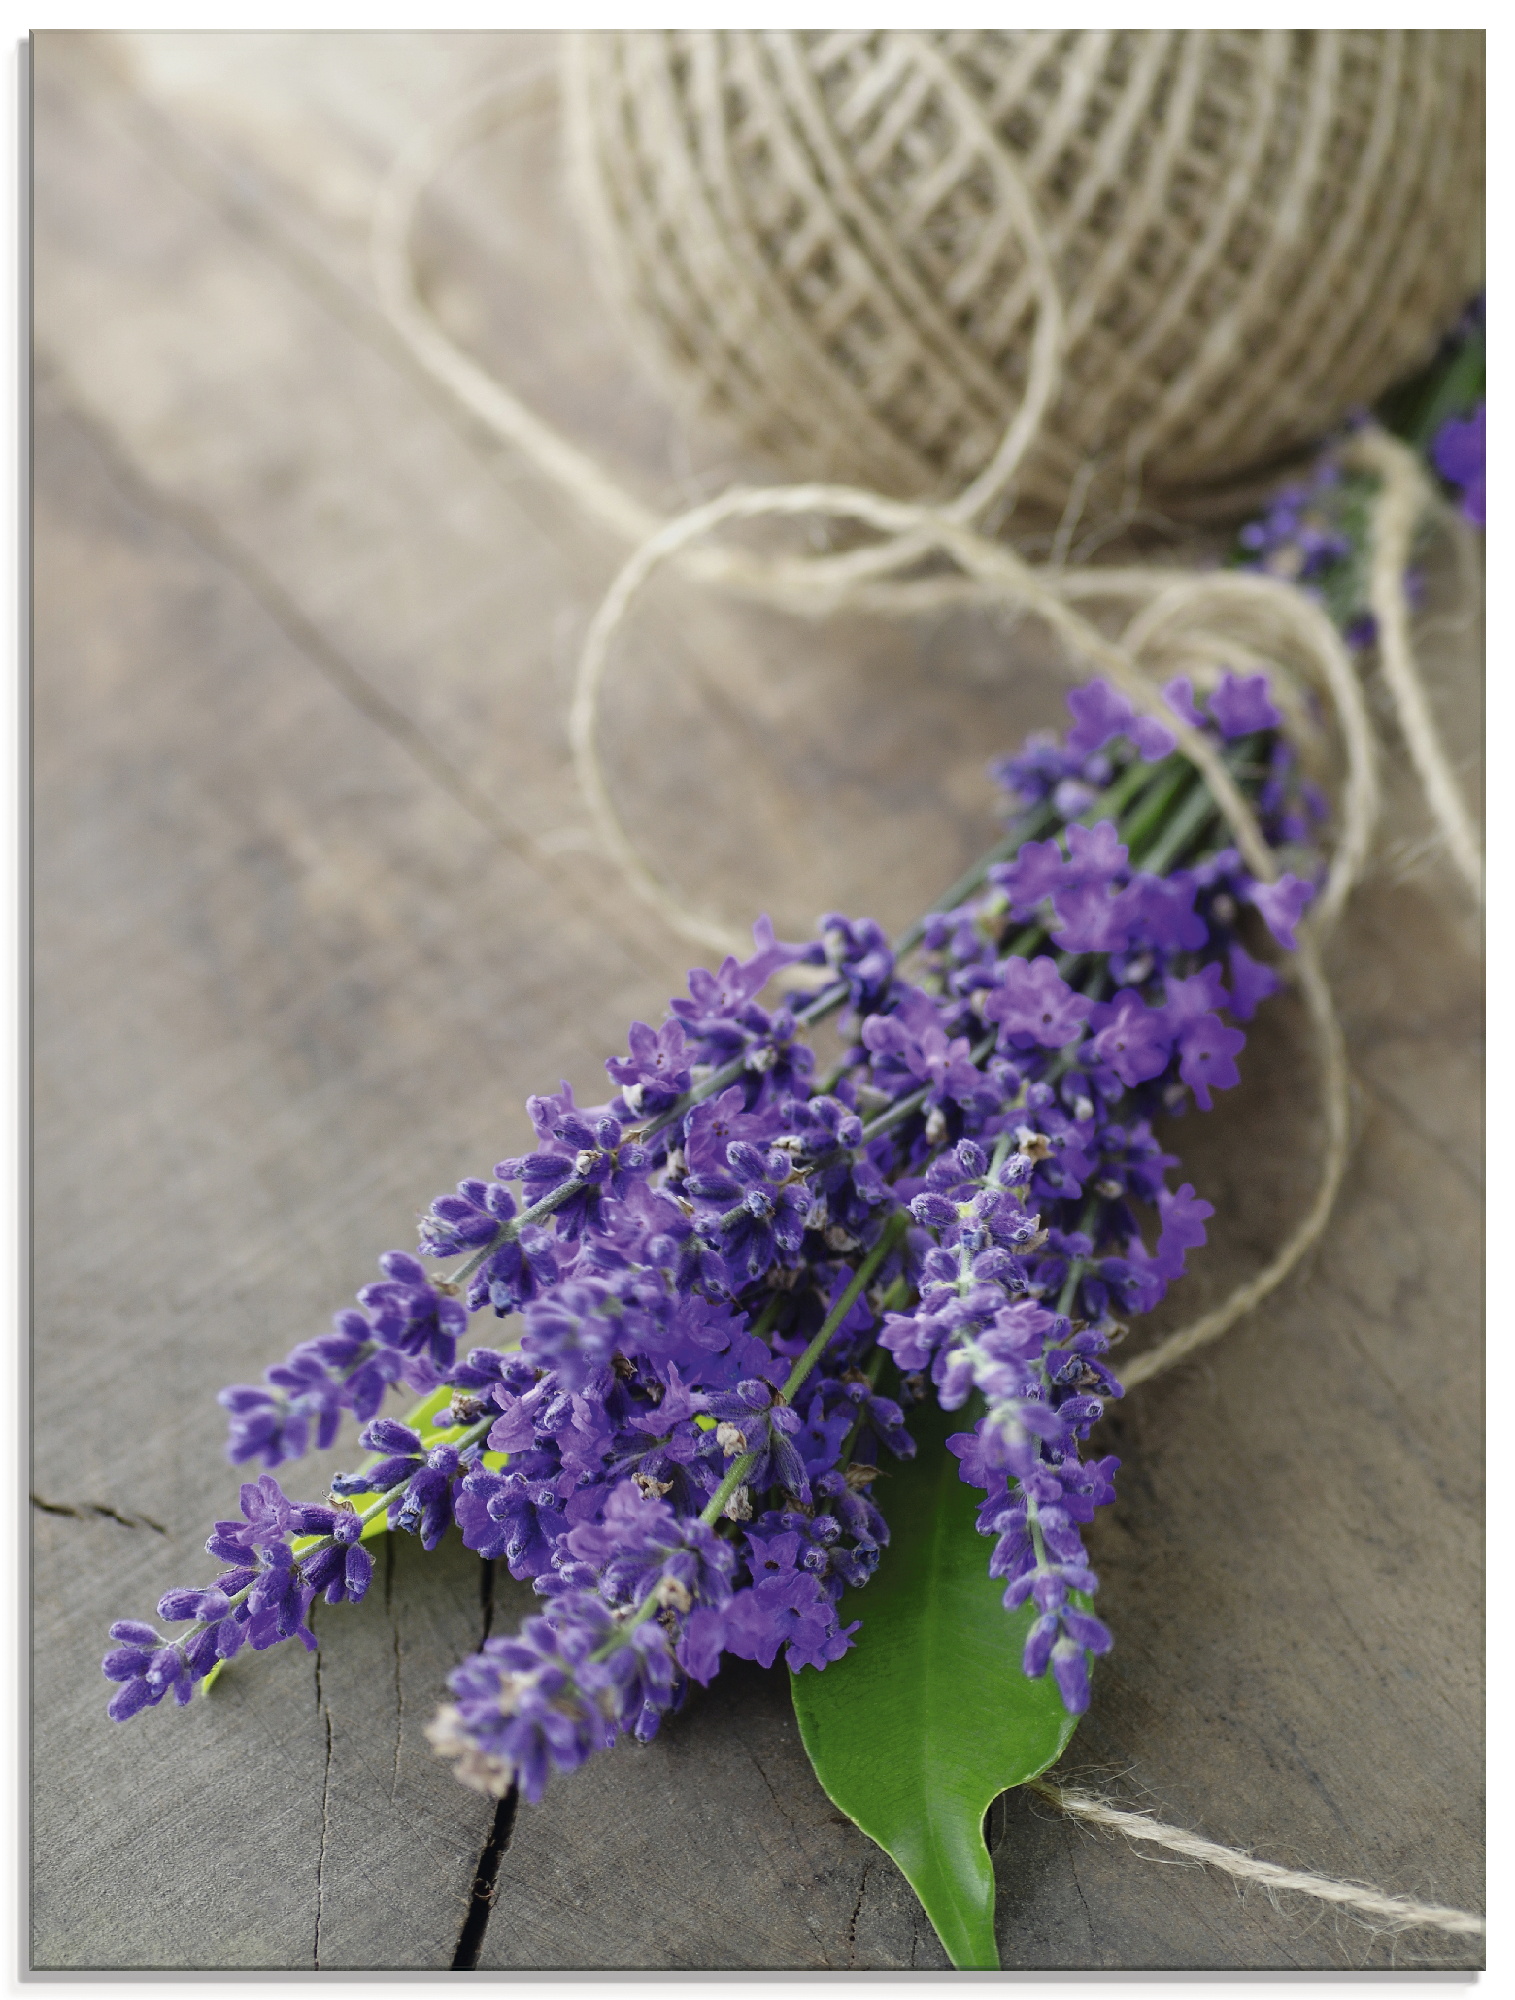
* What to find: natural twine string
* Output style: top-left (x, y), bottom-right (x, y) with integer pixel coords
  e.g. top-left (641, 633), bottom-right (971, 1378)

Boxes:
top-left (371, 70), bottom-right (1484, 1944)
top-left (1350, 424), bottom-right (1485, 904)
top-left (566, 32), bottom-right (1483, 532)
top-left (1028, 1784), bottom-right (1485, 1940)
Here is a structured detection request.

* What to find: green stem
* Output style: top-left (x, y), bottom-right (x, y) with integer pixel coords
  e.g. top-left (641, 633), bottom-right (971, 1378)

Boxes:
top-left (444, 980), bottom-right (858, 1289)
top-left (1026, 1498), bottom-right (1051, 1572)
top-left (1130, 737), bottom-right (1261, 878)
top-left (1136, 774), bottom-right (1220, 879)
top-left (777, 1211), bottom-right (910, 1408)
top-left (696, 1457), bottom-right (757, 1534)
top-left (1079, 748), bottom-right (1174, 824)
top-left (894, 799), bottom-right (1058, 956)
top-left (1056, 1195), bottom-right (1103, 1315)
top-left (191, 1416), bottom-right (494, 1692)
top-left (1003, 922), bottom-right (1045, 958)
top-left (747, 1290), bottom-right (788, 1342)
top-left (697, 1211), bottom-right (910, 1530)
top-left (895, 749), bottom-right (1177, 959)
top-left (1117, 756), bottom-right (1192, 856)
top-left (585, 1214), bottom-right (913, 1666)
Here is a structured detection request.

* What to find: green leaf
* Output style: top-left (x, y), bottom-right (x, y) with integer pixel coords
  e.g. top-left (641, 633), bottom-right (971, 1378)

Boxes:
top-left (790, 1397), bottom-right (1083, 1969)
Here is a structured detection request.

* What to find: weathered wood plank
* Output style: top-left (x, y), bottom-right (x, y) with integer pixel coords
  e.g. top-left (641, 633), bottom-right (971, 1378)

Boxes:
top-left (484, 1654), bottom-right (950, 1972)
top-left (27, 370), bottom-right (633, 1970)
top-left (33, 32), bottom-right (1085, 951)
top-left (32, 27), bottom-right (1482, 1972)
top-left (469, 860), bottom-right (1484, 1974)
top-left (303, 1533), bottom-right (501, 1971)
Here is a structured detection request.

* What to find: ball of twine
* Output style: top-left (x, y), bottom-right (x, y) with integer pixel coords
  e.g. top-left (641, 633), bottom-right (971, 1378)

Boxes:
top-left (564, 28), bottom-right (1484, 530)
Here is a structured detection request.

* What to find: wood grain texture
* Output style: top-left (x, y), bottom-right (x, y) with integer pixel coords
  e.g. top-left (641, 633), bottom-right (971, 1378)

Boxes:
top-left (31, 29), bottom-right (1483, 1972)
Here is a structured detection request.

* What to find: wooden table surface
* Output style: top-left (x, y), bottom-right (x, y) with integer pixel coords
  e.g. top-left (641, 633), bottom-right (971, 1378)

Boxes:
top-left (31, 30), bottom-right (1484, 1974)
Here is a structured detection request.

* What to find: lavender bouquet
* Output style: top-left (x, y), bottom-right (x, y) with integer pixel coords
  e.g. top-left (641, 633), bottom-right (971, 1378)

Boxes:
top-left (101, 322), bottom-right (1483, 1971)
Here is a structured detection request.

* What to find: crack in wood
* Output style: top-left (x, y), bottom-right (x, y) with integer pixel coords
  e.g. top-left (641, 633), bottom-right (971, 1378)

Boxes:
top-left (451, 1788), bottom-right (519, 1971)
top-left (314, 1650), bottom-right (332, 1970)
top-left (845, 1860), bottom-right (873, 1966)
top-left (391, 1622), bottom-right (403, 1804)
top-left (446, 1553), bottom-right (513, 1970)
top-left (1067, 1832), bottom-right (1096, 1944)
top-left (741, 1744), bottom-right (836, 1967)
top-left (30, 1492), bottom-right (166, 1533)
top-left (480, 1556), bottom-right (496, 1640)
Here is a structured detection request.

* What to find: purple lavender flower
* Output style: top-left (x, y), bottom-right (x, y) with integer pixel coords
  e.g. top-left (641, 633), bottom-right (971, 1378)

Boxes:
top-left (357, 1251), bottom-right (469, 1375)
top-left (419, 1178), bottom-right (516, 1258)
top-left (455, 1452), bottom-right (567, 1577)
top-left (1208, 673), bottom-right (1283, 740)
top-left (686, 1141), bottom-right (812, 1288)
top-left (1087, 989), bottom-right (1173, 1087)
top-left (859, 998), bottom-right (982, 1113)
top-left (111, 659), bottom-right (1327, 1817)
top-left (605, 1018), bottom-right (692, 1113)
top-left (561, 1480), bottom-right (735, 1612)
top-left (1431, 402), bottom-right (1485, 528)
top-left (1234, 461), bottom-right (1354, 587)
top-left (990, 732), bottom-right (1081, 811)
top-left (1247, 874), bottom-right (1315, 951)
top-left (425, 1602), bottom-right (622, 1801)
top-left (1162, 677), bottom-right (1204, 729)
top-left (992, 835), bottom-right (1071, 918)
top-left (1147, 1183), bottom-right (1215, 1283)
top-left (1226, 943), bottom-right (1280, 1021)
top-left (205, 1474), bottom-right (298, 1558)
top-left (983, 957), bottom-right (1095, 1049)
top-left (1065, 680), bottom-right (1176, 763)
top-left (819, 913), bottom-right (896, 1014)
top-left (682, 1085), bottom-right (773, 1174)
top-left (1174, 1013), bottom-right (1246, 1111)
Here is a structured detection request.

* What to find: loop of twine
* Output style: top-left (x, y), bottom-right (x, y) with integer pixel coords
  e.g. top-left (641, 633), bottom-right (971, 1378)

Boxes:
top-left (372, 66), bottom-right (1484, 1942)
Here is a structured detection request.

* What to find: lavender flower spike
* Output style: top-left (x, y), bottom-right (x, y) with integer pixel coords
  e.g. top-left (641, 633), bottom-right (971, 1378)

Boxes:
top-left (109, 662), bottom-right (1322, 1823)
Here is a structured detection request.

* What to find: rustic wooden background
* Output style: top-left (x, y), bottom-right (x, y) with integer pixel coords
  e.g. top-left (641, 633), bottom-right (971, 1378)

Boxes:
top-left (31, 30), bottom-right (1484, 1974)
